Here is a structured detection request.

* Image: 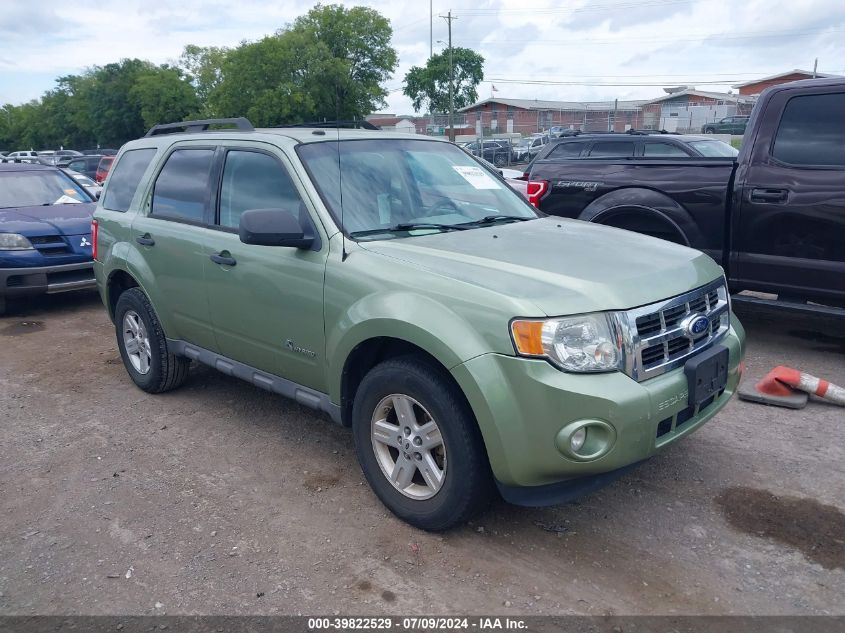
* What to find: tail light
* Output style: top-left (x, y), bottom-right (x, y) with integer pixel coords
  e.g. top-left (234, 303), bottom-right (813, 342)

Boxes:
top-left (526, 180), bottom-right (548, 208)
top-left (91, 219), bottom-right (99, 261)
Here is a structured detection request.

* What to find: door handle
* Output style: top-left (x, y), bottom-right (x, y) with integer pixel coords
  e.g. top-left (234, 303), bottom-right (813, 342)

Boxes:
top-left (209, 252), bottom-right (237, 267)
top-left (750, 188), bottom-right (788, 203)
top-left (135, 234), bottom-right (155, 246)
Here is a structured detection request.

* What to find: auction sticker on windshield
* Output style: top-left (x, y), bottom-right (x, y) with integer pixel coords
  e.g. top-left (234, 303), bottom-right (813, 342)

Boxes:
top-left (452, 165), bottom-right (501, 190)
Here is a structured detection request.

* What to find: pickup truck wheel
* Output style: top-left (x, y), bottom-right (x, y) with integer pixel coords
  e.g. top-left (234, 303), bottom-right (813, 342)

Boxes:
top-left (352, 358), bottom-right (493, 531)
top-left (114, 287), bottom-right (189, 394)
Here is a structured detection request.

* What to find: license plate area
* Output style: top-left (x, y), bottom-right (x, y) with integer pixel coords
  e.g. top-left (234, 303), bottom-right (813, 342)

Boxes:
top-left (684, 345), bottom-right (728, 407)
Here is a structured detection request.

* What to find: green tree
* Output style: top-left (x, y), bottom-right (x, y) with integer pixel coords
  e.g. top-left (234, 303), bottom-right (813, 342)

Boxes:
top-left (403, 47), bottom-right (485, 114)
top-left (179, 44), bottom-right (229, 112)
top-left (290, 3), bottom-right (398, 120)
top-left (205, 3), bottom-right (397, 125)
top-left (130, 66), bottom-right (200, 129)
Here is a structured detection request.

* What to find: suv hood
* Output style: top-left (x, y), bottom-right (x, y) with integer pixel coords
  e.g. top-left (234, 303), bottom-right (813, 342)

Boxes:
top-left (0, 203), bottom-right (95, 237)
top-left (359, 217), bottom-right (723, 315)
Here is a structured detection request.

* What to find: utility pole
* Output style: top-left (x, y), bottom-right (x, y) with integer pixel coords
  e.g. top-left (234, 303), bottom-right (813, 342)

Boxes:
top-left (440, 10), bottom-right (457, 141)
top-left (813, 57), bottom-right (818, 78)
top-left (430, 1), bottom-right (433, 59)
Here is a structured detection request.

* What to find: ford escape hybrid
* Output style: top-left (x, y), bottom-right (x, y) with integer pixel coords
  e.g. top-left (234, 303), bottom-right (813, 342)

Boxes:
top-left (93, 118), bottom-right (745, 530)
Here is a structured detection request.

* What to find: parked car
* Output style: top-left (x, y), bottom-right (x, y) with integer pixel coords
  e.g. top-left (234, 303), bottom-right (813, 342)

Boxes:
top-left (523, 132), bottom-right (737, 162)
top-left (2, 151), bottom-right (39, 164)
top-left (93, 118), bottom-right (744, 530)
top-left (95, 155), bottom-right (114, 183)
top-left (463, 140), bottom-right (512, 166)
top-left (702, 115), bottom-right (749, 135)
top-left (525, 77), bottom-right (845, 312)
top-left (513, 135), bottom-right (550, 162)
top-left (0, 163), bottom-right (96, 314)
top-left (62, 154), bottom-right (104, 179)
top-left (65, 169), bottom-right (103, 199)
top-left (82, 148), bottom-right (118, 156)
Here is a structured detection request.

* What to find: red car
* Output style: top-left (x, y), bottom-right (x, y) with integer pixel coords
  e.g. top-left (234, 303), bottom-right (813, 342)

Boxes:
top-left (95, 156), bottom-right (114, 183)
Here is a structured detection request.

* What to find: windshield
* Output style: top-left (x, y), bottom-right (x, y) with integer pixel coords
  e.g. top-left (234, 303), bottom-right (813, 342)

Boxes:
top-left (297, 139), bottom-right (538, 239)
top-left (687, 140), bottom-right (739, 157)
top-left (0, 169), bottom-right (90, 208)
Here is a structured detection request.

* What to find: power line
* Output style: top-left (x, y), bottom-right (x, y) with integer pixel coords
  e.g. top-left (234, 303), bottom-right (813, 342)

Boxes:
top-left (453, 0), bottom-right (695, 15)
top-left (456, 26), bottom-right (842, 47)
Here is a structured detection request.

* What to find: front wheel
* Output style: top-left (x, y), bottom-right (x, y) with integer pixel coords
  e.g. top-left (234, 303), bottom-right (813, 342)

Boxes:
top-left (493, 153), bottom-right (507, 167)
top-left (352, 358), bottom-right (494, 531)
top-left (704, 128), bottom-right (715, 134)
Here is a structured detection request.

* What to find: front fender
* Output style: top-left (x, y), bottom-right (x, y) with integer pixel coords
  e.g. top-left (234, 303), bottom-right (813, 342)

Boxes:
top-left (579, 187), bottom-right (702, 246)
top-left (325, 291), bottom-right (497, 405)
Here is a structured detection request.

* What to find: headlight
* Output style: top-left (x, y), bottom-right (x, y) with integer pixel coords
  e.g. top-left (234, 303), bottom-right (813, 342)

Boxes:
top-left (511, 312), bottom-right (624, 372)
top-left (0, 233), bottom-right (34, 250)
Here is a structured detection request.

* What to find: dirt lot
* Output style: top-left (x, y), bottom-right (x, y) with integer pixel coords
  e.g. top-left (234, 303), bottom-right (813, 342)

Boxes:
top-left (0, 292), bottom-right (843, 616)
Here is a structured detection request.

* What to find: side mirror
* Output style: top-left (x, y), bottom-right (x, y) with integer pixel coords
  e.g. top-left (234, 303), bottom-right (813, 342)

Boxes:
top-left (239, 208), bottom-right (315, 249)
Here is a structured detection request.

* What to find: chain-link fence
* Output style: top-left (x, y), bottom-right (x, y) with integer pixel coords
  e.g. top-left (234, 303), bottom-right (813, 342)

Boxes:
top-left (418, 98), bottom-right (756, 140)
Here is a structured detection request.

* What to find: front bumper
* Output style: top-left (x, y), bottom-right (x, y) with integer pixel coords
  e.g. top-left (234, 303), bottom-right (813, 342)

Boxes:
top-left (0, 261), bottom-right (96, 297)
top-left (451, 317), bottom-right (745, 496)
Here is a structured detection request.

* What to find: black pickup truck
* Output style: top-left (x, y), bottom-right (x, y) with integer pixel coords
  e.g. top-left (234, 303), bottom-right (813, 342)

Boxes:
top-left (526, 77), bottom-right (845, 312)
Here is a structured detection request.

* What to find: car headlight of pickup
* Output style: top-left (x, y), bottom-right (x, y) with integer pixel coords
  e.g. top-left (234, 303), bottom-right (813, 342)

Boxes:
top-left (0, 233), bottom-right (35, 250)
top-left (511, 313), bottom-right (624, 372)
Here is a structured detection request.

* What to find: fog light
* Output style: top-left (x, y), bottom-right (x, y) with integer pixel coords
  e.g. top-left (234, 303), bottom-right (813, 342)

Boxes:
top-left (570, 427), bottom-right (586, 452)
top-left (555, 419), bottom-right (617, 461)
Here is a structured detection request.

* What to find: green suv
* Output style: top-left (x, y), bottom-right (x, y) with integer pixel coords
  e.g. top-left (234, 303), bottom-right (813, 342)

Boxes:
top-left (93, 118), bottom-right (745, 530)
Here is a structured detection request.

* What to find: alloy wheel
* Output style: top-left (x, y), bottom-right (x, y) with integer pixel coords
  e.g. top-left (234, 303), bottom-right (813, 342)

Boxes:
top-left (122, 310), bottom-right (152, 375)
top-left (370, 394), bottom-right (447, 500)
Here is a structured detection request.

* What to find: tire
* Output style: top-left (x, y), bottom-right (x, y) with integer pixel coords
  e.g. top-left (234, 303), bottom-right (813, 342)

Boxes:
top-left (704, 128), bottom-right (715, 134)
top-left (493, 153), bottom-right (506, 167)
top-left (352, 357), bottom-right (494, 531)
top-left (114, 287), bottom-right (189, 394)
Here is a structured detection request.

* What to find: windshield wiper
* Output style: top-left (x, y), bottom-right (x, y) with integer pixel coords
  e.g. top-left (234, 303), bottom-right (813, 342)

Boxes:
top-left (348, 222), bottom-right (470, 238)
top-left (457, 215), bottom-right (532, 227)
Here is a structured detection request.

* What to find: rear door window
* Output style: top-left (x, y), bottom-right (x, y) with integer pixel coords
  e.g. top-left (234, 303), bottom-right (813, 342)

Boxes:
top-left (588, 141), bottom-right (635, 157)
top-left (771, 93), bottom-right (845, 167)
top-left (151, 149), bottom-right (215, 223)
top-left (101, 148), bottom-right (156, 212)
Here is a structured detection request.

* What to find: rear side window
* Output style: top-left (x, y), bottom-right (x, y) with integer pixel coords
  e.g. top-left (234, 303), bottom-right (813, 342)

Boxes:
top-left (643, 142), bottom-right (690, 157)
top-left (547, 142), bottom-right (586, 158)
top-left (588, 142), bottom-right (635, 157)
top-left (218, 150), bottom-right (305, 229)
top-left (772, 93), bottom-right (845, 167)
top-left (101, 149), bottom-right (156, 212)
top-left (151, 149), bottom-right (215, 222)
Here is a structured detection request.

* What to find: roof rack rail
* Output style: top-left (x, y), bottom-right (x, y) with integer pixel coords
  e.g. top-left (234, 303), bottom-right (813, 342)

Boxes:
top-left (272, 120), bottom-right (380, 131)
top-left (625, 128), bottom-right (678, 135)
top-left (144, 117), bottom-right (255, 137)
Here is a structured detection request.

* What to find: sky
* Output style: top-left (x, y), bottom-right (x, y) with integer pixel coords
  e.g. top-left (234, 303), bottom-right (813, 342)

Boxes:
top-left (1, 0), bottom-right (844, 113)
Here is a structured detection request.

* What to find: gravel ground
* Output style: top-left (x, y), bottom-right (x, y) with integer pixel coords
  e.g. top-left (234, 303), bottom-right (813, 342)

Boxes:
top-left (0, 291), bottom-right (842, 616)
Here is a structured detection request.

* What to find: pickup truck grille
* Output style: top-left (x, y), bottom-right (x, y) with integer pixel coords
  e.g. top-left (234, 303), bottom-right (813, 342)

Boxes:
top-left (29, 235), bottom-right (71, 256)
top-left (620, 279), bottom-right (730, 381)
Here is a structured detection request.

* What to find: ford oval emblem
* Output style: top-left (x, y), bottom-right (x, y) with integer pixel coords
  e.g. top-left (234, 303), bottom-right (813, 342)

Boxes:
top-left (683, 314), bottom-right (710, 338)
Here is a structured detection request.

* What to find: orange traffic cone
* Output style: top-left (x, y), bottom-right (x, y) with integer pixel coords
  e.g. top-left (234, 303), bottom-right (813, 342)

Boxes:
top-left (739, 365), bottom-right (845, 409)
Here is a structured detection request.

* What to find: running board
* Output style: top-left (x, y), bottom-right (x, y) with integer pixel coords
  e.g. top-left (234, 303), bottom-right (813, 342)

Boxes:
top-left (167, 339), bottom-right (343, 425)
top-left (731, 294), bottom-right (845, 319)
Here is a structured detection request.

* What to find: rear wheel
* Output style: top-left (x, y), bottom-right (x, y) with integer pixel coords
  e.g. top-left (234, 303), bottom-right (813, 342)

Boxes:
top-left (352, 357), bottom-right (494, 531)
top-left (704, 128), bottom-right (715, 134)
top-left (114, 287), bottom-right (189, 393)
top-left (494, 153), bottom-right (507, 167)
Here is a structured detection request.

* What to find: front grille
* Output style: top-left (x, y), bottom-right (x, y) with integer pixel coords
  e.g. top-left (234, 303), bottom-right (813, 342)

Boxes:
top-left (622, 278), bottom-right (730, 382)
top-left (29, 235), bottom-right (71, 256)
